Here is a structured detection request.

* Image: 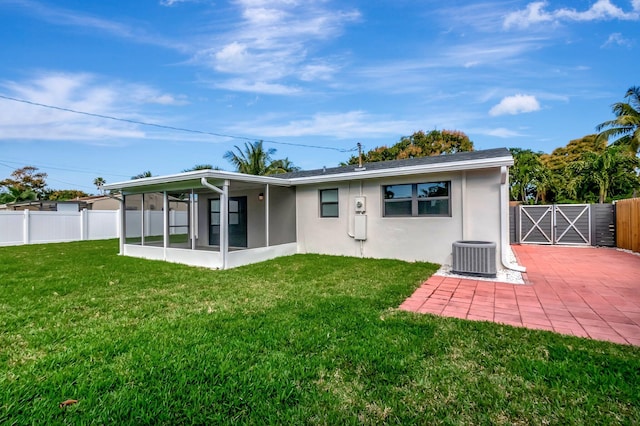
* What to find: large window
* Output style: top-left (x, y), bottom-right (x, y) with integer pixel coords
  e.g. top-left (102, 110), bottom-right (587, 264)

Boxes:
top-left (320, 188), bottom-right (339, 217)
top-left (383, 181), bottom-right (450, 217)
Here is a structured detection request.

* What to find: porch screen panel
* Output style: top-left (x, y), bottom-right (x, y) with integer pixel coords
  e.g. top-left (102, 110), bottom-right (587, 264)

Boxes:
top-left (168, 193), bottom-right (190, 248)
top-left (124, 194), bottom-right (143, 244)
top-left (143, 193), bottom-right (164, 246)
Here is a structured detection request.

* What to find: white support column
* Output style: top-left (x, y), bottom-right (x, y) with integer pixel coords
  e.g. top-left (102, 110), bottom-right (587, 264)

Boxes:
top-left (190, 190), bottom-right (197, 250)
top-left (119, 205), bottom-right (125, 255)
top-left (163, 191), bottom-right (169, 251)
top-left (265, 184), bottom-right (270, 247)
top-left (141, 194), bottom-right (146, 246)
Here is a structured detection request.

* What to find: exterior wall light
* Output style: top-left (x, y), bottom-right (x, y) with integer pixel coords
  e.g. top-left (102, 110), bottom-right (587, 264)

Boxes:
top-left (258, 193), bottom-right (264, 201)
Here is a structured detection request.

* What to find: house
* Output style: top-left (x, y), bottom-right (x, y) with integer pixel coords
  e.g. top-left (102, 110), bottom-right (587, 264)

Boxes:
top-left (103, 147), bottom-right (524, 272)
top-left (0, 200), bottom-right (86, 211)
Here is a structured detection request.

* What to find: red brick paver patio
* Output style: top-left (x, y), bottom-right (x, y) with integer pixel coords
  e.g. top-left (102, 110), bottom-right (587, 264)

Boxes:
top-left (400, 245), bottom-right (640, 346)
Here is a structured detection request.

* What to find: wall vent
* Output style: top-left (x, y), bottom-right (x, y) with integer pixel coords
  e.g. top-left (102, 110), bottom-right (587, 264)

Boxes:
top-left (452, 241), bottom-right (496, 278)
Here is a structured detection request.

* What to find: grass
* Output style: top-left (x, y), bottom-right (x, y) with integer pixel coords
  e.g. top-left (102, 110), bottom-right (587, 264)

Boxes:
top-left (1, 240), bottom-right (638, 424)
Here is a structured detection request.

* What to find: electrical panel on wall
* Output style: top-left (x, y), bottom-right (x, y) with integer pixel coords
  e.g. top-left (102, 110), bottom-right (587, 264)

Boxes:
top-left (354, 215), bottom-right (367, 240)
top-left (354, 196), bottom-right (366, 213)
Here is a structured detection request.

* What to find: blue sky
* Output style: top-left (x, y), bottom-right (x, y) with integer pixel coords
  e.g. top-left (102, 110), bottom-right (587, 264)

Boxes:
top-left (0, 0), bottom-right (638, 193)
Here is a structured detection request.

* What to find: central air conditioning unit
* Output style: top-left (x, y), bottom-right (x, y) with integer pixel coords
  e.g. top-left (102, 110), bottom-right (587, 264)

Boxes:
top-left (452, 241), bottom-right (497, 278)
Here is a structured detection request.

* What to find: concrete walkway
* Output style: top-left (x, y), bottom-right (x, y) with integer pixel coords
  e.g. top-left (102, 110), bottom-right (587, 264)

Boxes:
top-left (399, 245), bottom-right (640, 346)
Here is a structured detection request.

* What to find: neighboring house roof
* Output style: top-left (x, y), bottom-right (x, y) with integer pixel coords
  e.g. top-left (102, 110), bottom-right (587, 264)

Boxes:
top-left (104, 148), bottom-right (513, 192)
top-left (0, 200), bottom-right (84, 211)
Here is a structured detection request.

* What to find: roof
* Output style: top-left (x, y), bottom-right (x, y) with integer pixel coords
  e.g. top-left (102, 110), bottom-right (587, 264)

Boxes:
top-left (280, 147), bottom-right (513, 184)
top-left (104, 148), bottom-right (513, 192)
top-left (278, 147), bottom-right (511, 179)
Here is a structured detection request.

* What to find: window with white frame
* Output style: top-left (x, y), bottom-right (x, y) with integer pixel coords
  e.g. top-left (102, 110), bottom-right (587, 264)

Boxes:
top-left (319, 188), bottom-right (339, 217)
top-left (383, 181), bottom-right (450, 217)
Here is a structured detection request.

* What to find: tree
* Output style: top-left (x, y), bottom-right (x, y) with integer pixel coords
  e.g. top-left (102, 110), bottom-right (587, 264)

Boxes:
top-left (93, 177), bottom-right (106, 194)
top-left (44, 189), bottom-right (90, 201)
top-left (596, 86), bottom-right (640, 154)
top-left (131, 171), bottom-right (153, 179)
top-left (569, 146), bottom-right (640, 203)
top-left (540, 135), bottom-right (607, 203)
top-left (343, 130), bottom-right (474, 165)
top-left (0, 166), bottom-right (48, 200)
top-left (223, 140), bottom-right (298, 175)
top-left (0, 187), bottom-right (37, 204)
top-left (509, 148), bottom-right (549, 203)
top-left (182, 164), bottom-right (218, 172)
top-left (268, 158), bottom-right (300, 174)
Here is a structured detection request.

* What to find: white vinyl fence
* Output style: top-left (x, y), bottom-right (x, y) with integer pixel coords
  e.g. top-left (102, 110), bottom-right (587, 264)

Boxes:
top-left (0, 210), bottom-right (120, 246)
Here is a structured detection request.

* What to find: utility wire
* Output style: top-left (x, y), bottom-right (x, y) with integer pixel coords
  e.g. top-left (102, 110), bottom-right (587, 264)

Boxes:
top-left (0, 94), bottom-right (358, 153)
top-left (0, 159), bottom-right (131, 179)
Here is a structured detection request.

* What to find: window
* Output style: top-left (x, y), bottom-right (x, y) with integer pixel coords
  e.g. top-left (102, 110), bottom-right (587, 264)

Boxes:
top-left (320, 188), bottom-right (339, 217)
top-left (383, 181), bottom-right (450, 217)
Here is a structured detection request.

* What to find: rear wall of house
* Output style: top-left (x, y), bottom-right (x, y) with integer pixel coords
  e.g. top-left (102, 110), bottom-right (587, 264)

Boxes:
top-left (294, 168), bottom-right (504, 267)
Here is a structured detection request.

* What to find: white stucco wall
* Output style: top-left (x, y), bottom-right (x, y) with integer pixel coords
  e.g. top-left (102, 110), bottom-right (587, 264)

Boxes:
top-left (268, 186), bottom-right (296, 246)
top-left (294, 168), bottom-right (504, 267)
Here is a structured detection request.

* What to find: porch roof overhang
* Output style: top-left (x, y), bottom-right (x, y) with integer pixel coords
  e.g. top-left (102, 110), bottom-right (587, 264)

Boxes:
top-left (103, 170), bottom-right (292, 195)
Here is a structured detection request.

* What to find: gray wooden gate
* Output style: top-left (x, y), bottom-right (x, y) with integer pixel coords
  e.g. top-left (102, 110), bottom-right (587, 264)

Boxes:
top-left (519, 204), bottom-right (591, 245)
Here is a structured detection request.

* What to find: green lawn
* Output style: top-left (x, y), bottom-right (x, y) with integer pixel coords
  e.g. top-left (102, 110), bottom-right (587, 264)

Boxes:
top-left (1, 240), bottom-right (638, 424)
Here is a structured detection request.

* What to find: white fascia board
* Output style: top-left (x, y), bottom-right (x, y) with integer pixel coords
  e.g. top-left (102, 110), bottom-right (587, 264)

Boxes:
top-left (103, 170), bottom-right (291, 191)
top-left (289, 156), bottom-right (514, 185)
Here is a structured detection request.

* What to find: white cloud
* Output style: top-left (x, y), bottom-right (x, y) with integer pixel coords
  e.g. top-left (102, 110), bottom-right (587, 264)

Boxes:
top-left (489, 94), bottom-right (541, 116)
top-left (213, 79), bottom-right (301, 95)
top-left (602, 32), bottom-right (634, 47)
top-left (8, 0), bottom-right (187, 50)
top-left (0, 71), bottom-right (186, 141)
top-left (504, 0), bottom-right (640, 29)
top-left (475, 127), bottom-right (525, 138)
top-left (192, 1), bottom-right (361, 94)
top-left (231, 111), bottom-right (414, 139)
top-left (159, 0), bottom-right (198, 6)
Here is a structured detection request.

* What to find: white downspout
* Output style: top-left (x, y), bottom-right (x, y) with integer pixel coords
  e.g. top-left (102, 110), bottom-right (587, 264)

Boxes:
top-left (500, 166), bottom-right (526, 272)
top-left (201, 178), bottom-right (229, 269)
top-left (461, 171), bottom-right (467, 240)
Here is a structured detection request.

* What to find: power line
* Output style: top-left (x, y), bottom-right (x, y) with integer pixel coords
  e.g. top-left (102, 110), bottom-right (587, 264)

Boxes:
top-left (0, 159), bottom-right (131, 179)
top-left (0, 94), bottom-right (358, 153)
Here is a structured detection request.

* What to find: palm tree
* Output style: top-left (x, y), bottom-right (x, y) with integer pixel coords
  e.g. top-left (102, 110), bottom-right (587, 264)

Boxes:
top-left (223, 140), bottom-right (277, 175)
top-left (0, 187), bottom-right (37, 204)
top-left (93, 177), bottom-right (106, 194)
top-left (131, 171), bottom-right (153, 180)
top-left (268, 157), bottom-right (300, 174)
top-left (182, 164), bottom-right (218, 172)
top-left (570, 146), bottom-right (640, 203)
top-left (597, 86), bottom-right (640, 154)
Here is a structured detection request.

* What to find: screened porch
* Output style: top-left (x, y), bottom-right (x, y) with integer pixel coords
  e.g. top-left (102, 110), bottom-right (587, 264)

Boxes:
top-left (112, 171), bottom-right (297, 269)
